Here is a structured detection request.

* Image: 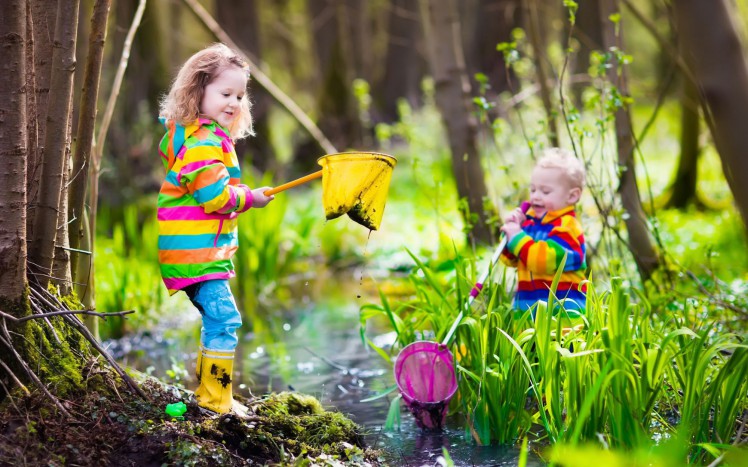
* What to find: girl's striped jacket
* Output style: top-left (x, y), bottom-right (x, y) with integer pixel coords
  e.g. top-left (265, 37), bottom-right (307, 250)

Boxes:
top-left (157, 118), bottom-right (253, 295)
top-left (500, 206), bottom-right (587, 318)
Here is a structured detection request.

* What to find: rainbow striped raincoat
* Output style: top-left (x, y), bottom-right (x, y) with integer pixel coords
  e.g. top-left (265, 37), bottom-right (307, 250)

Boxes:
top-left (500, 206), bottom-right (587, 319)
top-left (157, 118), bottom-right (253, 295)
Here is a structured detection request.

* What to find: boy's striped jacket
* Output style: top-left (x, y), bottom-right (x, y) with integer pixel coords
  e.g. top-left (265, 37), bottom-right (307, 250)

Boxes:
top-left (157, 118), bottom-right (253, 295)
top-left (500, 206), bottom-right (587, 317)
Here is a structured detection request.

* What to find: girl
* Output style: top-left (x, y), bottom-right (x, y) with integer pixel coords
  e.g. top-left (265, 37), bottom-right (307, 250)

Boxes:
top-left (157, 43), bottom-right (274, 414)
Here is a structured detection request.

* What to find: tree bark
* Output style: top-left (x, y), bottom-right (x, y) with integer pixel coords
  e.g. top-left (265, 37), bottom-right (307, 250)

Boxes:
top-left (600, 0), bottom-right (660, 281)
top-left (69, 0), bottom-right (111, 279)
top-left (26, 0), bottom-right (56, 245)
top-left (29, 0), bottom-right (80, 287)
top-left (419, 0), bottom-right (495, 246)
top-left (0, 0), bottom-right (29, 301)
top-left (673, 0), bottom-right (748, 231)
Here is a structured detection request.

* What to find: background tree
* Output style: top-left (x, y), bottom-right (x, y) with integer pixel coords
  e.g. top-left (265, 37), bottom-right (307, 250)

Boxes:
top-left (216, 0), bottom-right (276, 172)
top-left (673, 0), bottom-right (748, 232)
top-left (600, 0), bottom-right (660, 281)
top-left (419, 0), bottom-right (496, 245)
top-left (376, 0), bottom-right (426, 123)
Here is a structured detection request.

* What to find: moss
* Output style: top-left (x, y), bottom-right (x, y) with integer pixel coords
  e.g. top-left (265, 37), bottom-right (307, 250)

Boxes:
top-left (257, 391), bottom-right (325, 417)
top-left (25, 319), bottom-right (85, 396)
top-left (0, 367), bottom-right (382, 466)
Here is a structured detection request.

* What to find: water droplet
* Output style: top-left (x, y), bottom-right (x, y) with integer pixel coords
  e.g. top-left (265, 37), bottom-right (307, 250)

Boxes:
top-left (283, 323), bottom-right (291, 331)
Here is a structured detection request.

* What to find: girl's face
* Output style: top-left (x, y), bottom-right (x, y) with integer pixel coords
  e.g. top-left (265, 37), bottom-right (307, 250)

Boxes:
top-left (200, 66), bottom-right (247, 130)
top-left (529, 166), bottom-right (581, 217)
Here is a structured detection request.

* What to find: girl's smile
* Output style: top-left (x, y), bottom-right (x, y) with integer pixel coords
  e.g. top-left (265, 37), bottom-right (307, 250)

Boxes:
top-left (200, 66), bottom-right (248, 130)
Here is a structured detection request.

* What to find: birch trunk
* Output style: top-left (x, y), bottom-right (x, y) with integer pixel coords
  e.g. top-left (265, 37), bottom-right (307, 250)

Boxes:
top-left (69, 0), bottom-right (111, 279)
top-left (28, 0), bottom-right (80, 286)
top-left (0, 0), bottom-right (29, 301)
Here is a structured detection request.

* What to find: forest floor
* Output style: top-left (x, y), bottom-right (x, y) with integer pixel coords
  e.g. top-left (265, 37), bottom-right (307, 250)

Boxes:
top-left (0, 360), bottom-right (384, 466)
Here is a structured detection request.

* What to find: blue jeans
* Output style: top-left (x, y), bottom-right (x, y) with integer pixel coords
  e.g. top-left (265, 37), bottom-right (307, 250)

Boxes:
top-left (183, 280), bottom-right (242, 351)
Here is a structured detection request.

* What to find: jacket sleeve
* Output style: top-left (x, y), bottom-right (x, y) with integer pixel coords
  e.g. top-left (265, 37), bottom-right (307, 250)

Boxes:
top-left (506, 216), bottom-right (585, 275)
top-left (177, 145), bottom-right (252, 214)
top-left (500, 249), bottom-right (519, 268)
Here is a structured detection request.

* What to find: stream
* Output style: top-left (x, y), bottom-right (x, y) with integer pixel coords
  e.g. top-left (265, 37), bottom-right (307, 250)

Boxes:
top-left (108, 271), bottom-right (544, 466)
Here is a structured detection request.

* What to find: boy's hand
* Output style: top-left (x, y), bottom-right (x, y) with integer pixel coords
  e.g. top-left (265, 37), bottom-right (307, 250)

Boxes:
top-left (250, 187), bottom-right (275, 208)
top-left (504, 207), bottom-right (527, 225)
top-left (500, 221), bottom-right (522, 240)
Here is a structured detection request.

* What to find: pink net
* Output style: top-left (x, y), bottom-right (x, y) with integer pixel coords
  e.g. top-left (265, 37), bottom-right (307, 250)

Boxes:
top-left (394, 341), bottom-right (458, 429)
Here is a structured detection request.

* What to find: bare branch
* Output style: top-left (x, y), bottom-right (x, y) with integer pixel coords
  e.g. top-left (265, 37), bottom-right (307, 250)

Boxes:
top-left (0, 308), bottom-right (134, 324)
top-left (0, 322), bottom-right (71, 418)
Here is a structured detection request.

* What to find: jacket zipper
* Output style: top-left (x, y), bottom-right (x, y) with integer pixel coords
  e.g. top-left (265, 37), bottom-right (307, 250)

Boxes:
top-left (214, 219), bottom-right (224, 247)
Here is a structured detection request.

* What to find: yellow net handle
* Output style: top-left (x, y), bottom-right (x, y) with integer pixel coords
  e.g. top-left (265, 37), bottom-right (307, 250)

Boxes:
top-left (264, 170), bottom-right (323, 196)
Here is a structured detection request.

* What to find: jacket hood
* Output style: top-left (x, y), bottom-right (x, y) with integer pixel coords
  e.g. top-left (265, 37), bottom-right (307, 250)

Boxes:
top-left (158, 118), bottom-right (209, 172)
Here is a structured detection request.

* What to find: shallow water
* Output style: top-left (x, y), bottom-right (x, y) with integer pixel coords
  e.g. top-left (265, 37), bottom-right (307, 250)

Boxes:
top-left (109, 274), bottom-right (544, 466)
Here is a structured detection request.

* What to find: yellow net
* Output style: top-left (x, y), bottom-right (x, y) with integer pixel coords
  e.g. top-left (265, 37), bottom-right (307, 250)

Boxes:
top-left (317, 152), bottom-right (397, 230)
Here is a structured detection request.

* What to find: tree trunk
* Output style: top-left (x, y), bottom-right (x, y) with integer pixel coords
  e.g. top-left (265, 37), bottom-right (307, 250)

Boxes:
top-left (294, 0), bottom-right (363, 168)
top-left (51, 144), bottom-right (73, 294)
top-left (526, 0), bottom-right (559, 146)
top-left (216, 0), bottom-right (275, 173)
top-left (461, 0), bottom-right (520, 105)
top-left (600, 0), bottom-right (660, 281)
top-left (673, 0), bottom-right (748, 231)
top-left (419, 0), bottom-right (495, 246)
top-left (0, 0), bottom-right (29, 302)
top-left (26, 0), bottom-right (56, 246)
top-left (69, 0), bottom-right (111, 279)
top-left (667, 77), bottom-right (700, 208)
top-left (571, 0), bottom-right (603, 102)
top-left (376, 0), bottom-right (426, 122)
top-left (29, 0), bottom-right (80, 287)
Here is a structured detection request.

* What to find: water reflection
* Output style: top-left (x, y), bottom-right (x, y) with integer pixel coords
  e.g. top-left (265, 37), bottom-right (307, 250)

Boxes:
top-left (109, 276), bottom-right (544, 466)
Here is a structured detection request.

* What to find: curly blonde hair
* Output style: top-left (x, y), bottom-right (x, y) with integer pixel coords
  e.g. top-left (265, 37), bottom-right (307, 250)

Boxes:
top-left (160, 43), bottom-right (254, 140)
top-left (536, 148), bottom-right (586, 189)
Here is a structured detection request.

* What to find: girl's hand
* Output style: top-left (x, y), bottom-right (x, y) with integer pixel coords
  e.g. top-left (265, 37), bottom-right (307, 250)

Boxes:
top-left (250, 187), bottom-right (275, 208)
top-left (500, 221), bottom-right (522, 240)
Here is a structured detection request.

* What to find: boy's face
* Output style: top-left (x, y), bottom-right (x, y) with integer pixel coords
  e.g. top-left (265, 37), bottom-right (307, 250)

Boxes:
top-left (200, 66), bottom-right (247, 130)
top-left (529, 166), bottom-right (581, 217)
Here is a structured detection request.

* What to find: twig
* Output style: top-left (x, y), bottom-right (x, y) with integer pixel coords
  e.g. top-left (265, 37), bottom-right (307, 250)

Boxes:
top-left (0, 322), bottom-right (71, 418)
top-left (93, 0), bottom-right (145, 171)
top-left (61, 313), bottom-right (150, 401)
top-left (0, 358), bottom-right (30, 396)
top-left (0, 377), bottom-right (23, 415)
top-left (0, 308), bottom-right (134, 324)
top-left (25, 284), bottom-right (150, 400)
top-left (182, 0), bottom-right (337, 154)
top-left (684, 270), bottom-right (748, 316)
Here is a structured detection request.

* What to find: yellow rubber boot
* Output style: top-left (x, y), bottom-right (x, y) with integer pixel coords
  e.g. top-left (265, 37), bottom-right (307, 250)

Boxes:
top-left (195, 348), bottom-right (235, 414)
